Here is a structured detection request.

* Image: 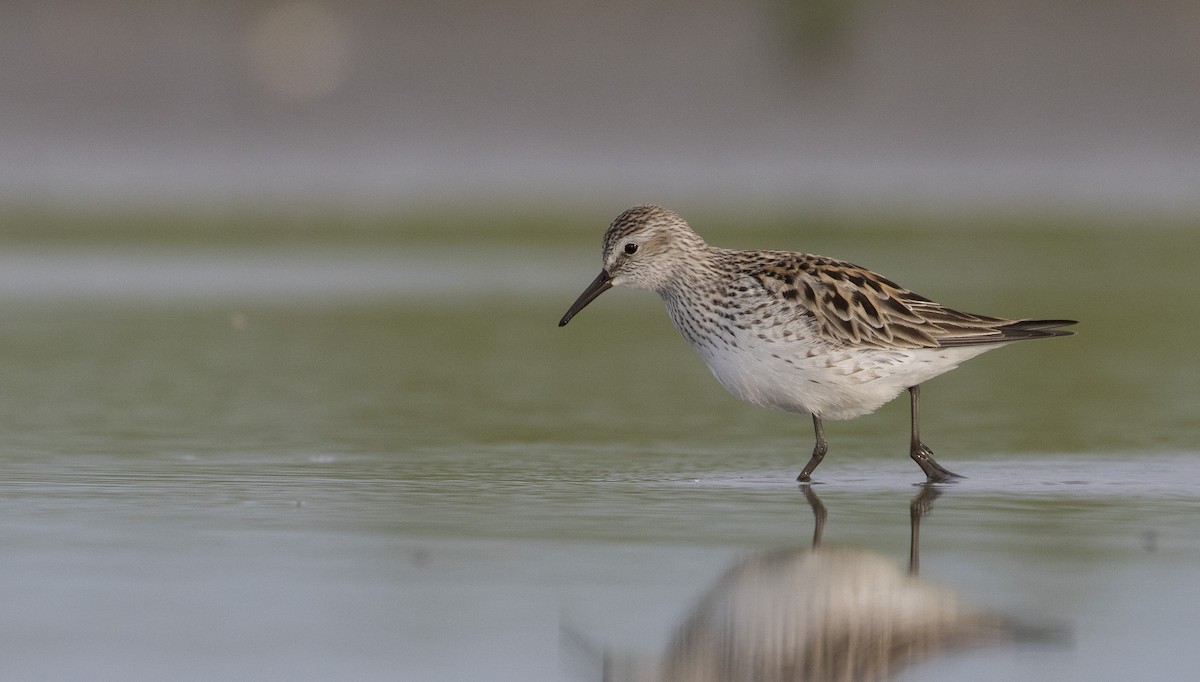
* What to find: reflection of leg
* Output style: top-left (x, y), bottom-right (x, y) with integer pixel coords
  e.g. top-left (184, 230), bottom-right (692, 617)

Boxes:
top-left (796, 413), bottom-right (828, 482)
top-left (799, 484), bottom-right (827, 549)
top-left (908, 385), bottom-right (963, 482)
top-left (908, 482), bottom-right (942, 575)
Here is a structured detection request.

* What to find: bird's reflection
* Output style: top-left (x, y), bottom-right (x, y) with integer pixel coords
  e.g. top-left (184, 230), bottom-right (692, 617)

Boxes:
top-left (601, 485), bottom-right (1064, 682)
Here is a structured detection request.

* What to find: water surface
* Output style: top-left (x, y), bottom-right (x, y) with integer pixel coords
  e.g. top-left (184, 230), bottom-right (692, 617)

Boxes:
top-left (0, 224), bottom-right (1196, 680)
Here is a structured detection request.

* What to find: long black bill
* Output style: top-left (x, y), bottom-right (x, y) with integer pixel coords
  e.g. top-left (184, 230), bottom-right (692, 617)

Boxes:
top-left (558, 270), bottom-right (613, 327)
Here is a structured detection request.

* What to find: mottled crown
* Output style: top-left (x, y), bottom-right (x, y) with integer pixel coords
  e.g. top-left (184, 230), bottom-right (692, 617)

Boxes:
top-left (602, 204), bottom-right (703, 257)
top-left (596, 205), bottom-right (713, 291)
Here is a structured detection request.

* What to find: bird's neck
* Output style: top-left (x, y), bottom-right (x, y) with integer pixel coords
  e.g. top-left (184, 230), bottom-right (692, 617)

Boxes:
top-left (655, 245), bottom-right (727, 298)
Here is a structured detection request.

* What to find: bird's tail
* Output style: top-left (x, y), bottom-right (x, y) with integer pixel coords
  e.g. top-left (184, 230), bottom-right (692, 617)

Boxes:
top-left (994, 319), bottom-right (1078, 341)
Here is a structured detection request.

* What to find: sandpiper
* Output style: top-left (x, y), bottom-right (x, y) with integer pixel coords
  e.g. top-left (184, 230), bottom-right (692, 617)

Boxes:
top-left (558, 205), bottom-right (1075, 482)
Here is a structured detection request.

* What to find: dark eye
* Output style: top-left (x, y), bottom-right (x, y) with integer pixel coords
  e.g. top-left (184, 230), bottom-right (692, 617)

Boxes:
top-left (623, 242), bottom-right (638, 255)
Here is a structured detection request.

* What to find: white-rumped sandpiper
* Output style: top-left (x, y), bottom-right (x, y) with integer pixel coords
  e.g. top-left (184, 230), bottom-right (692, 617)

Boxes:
top-left (559, 205), bottom-right (1075, 482)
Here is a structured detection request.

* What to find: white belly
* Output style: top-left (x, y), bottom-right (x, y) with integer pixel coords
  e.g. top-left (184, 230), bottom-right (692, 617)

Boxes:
top-left (693, 336), bottom-right (997, 421)
top-left (661, 291), bottom-right (1000, 420)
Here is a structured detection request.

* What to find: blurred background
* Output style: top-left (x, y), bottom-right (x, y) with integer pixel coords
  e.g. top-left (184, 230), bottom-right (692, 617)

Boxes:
top-left (2, 3), bottom-right (1199, 681)
top-left (4, 0), bottom-right (1200, 218)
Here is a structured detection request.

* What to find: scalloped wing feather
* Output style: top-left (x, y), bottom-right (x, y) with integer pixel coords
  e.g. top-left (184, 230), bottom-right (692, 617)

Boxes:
top-left (750, 254), bottom-right (1075, 349)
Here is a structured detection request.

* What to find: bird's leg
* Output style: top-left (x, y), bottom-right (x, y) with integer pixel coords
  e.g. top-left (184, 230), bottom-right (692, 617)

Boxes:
top-left (796, 413), bottom-right (828, 482)
top-left (908, 385), bottom-right (962, 482)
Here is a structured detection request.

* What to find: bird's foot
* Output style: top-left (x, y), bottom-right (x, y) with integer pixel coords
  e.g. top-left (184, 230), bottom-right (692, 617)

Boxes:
top-left (796, 448), bottom-right (825, 482)
top-left (910, 442), bottom-right (963, 482)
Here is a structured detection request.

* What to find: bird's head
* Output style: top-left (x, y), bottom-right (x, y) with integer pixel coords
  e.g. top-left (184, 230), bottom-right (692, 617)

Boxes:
top-left (559, 205), bottom-right (706, 326)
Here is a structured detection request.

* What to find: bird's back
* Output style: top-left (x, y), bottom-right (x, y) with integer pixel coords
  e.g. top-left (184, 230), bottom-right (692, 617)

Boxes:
top-left (655, 247), bottom-right (1075, 419)
top-left (721, 248), bottom-right (1075, 350)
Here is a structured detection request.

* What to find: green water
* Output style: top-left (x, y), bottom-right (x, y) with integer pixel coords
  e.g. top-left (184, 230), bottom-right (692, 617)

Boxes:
top-left (0, 214), bottom-right (1197, 680)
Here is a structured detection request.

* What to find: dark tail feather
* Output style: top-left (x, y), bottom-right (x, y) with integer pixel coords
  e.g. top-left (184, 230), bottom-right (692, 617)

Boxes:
top-left (997, 318), bottom-right (1077, 340)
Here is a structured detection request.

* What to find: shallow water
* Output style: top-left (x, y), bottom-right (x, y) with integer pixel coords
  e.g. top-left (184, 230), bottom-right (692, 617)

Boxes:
top-left (0, 225), bottom-right (1197, 680)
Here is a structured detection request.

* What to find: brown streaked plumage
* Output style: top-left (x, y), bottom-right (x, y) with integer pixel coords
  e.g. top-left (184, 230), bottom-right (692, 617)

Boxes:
top-left (559, 205), bottom-right (1076, 481)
